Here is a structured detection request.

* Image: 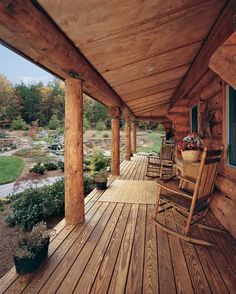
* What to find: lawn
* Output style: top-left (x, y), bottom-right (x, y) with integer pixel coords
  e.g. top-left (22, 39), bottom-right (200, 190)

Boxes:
top-left (137, 131), bottom-right (164, 153)
top-left (0, 156), bottom-right (25, 185)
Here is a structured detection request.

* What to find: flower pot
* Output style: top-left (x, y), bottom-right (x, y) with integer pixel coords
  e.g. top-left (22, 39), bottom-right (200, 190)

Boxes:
top-left (96, 181), bottom-right (107, 190)
top-left (14, 238), bottom-right (49, 275)
top-left (181, 150), bottom-right (200, 162)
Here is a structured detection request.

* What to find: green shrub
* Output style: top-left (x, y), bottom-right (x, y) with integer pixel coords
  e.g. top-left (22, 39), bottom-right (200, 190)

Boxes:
top-left (11, 116), bottom-right (27, 130)
top-left (57, 161), bottom-right (64, 172)
top-left (44, 162), bottom-right (58, 171)
top-left (83, 117), bottom-right (90, 131)
top-left (90, 149), bottom-right (110, 174)
top-left (84, 174), bottom-right (94, 195)
top-left (157, 123), bottom-right (164, 132)
top-left (48, 114), bottom-right (60, 130)
top-left (5, 179), bottom-right (65, 230)
top-left (30, 162), bottom-right (45, 175)
top-left (96, 120), bottom-right (106, 131)
top-left (13, 148), bottom-right (31, 157)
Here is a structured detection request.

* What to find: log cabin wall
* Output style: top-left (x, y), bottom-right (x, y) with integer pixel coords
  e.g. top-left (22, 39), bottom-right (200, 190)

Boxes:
top-left (171, 69), bottom-right (236, 238)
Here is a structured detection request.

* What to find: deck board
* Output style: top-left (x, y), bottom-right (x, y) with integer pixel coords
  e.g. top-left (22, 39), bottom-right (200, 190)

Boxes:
top-left (1, 156), bottom-right (236, 294)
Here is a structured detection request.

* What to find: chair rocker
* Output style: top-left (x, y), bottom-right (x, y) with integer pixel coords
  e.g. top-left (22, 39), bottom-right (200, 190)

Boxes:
top-left (152, 146), bottom-right (224, 246)
top-left (146, 143), bottom-right (175, 179)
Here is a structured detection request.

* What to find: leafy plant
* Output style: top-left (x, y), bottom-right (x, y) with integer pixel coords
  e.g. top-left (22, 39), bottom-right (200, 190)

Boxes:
top-left (30, 162), bottom-right (45, 175)
top-left (84, 174), bottom-right (94, 194)
top-left (44, 162), bottom-right (58, 171)
top-left (57, 161), bottom-right (64, 172)
top-left (12, 222), bottom-right (53, 259)
top-left (96, 120), bottom-right (106, 131)
top-left (89, 149), bottom-right (110, 174)
top-left (94, 170), bottom-right (108, 183)
top-left (5, 179), bottom-right (65, 230)
top-left (11, 116), bottom-right (27, 130)
top-left (48, 114), bottom-right (60, 130)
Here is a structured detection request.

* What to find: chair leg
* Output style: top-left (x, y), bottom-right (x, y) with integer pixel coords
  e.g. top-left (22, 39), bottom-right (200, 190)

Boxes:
top-left (152, 184), bottom-right (161, 220)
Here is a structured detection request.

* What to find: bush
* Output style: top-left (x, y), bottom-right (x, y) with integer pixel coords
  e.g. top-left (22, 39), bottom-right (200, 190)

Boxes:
top-left (83, 117), bottom-right (90, 132)
top-left (84, 174), bottom-right (94, 195)
top-left (57, 161), bottom-right (64, 172)
top-left (157, 123), bottom-right (164, 132)
top-left (90, 149), bottom-right (110, 174)
top-left (5, 179), bottom-right (65, 230)
top-left (11, 116), bottom-right (27, 130)
top-left (48, 114), bottom-right (60, 130)
top-left (96, 120), bottom-right (106, 131)
top-left (44, 162), bottom-right (58, 171)
top-left (30, 162), bottom-right (45, 175)
top-left (103, 132), bottom-right (109, 138)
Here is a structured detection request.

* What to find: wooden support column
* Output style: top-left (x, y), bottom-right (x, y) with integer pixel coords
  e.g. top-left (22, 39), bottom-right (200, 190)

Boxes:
top-left (132, 121), bottom-right (137, 154)
top-left (65, 78), bottom-right (84, 224)
top-left (125, 116), bottom-right (131, 161)
top-left (109, 106), bottom-right (122, 176)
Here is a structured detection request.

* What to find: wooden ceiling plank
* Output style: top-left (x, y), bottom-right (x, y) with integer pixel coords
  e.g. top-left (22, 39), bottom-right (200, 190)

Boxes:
top-left (102, 41), bottom-right (202, 87)
top-left (128, 96), bottom-right (171, 109)
top-left (115, 65), bottom-right (189, 96)
top-left (0, 0), bottom-right (134, 119)
top-left (79, 1), bottom-right (224, 71)
top-left (170, 0), bottom-right (234, 109)
top-left (122, 79), bottom-right (181, 101)
top-left (127, 89), bottom-right (174, 105)
top-left (134, 103), bottom-right (169, 115)
top-left (39, 0), bottom-right (209, 47)
top-left (132, 100), bottom-right (170, 112)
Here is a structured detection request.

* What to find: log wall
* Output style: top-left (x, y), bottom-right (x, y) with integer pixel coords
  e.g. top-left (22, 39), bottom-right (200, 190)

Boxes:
top-left (171, 70), bottom-right (236, 238)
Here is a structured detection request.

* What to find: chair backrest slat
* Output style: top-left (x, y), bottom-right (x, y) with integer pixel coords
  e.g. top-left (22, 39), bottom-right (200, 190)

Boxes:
top-left (194, 146), bottom-right (223, 200)
top-left (161, 144), bottom-right (175, 161)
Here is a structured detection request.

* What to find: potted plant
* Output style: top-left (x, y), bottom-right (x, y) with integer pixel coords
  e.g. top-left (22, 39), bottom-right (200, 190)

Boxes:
top-left (177, 133), bottom-right (203, 162)
top-left (94, 170), bottom-right (108, 190)
top-left (12, 222), bottom-right (53, 274)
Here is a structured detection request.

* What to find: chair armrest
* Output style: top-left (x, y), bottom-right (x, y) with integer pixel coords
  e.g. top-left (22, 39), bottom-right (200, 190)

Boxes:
top-left (177, 175), bottom-right (196, 185)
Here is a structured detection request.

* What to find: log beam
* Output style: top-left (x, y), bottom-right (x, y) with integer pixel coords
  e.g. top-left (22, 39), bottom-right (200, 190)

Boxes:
top-left (125, 116), bottom-right (131, 161)
top-left (109, 106), bottom-right (122, 176)
top-left (132, 121), bottom-right (137, 154)
top-left (169, 0), bottom-right (234, 109)
top-left (65, 78), bottom-right (84, 224)
top-left (0, 0), bottom-right (134, 119)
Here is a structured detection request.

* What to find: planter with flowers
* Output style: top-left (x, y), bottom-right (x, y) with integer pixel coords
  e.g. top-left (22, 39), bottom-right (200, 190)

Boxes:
top-left (177, 133), bottom-right (203, 162)
top-left (12, 222), bottom-right (54, 274)
top-left (94, 170), bottom-right (108, 190)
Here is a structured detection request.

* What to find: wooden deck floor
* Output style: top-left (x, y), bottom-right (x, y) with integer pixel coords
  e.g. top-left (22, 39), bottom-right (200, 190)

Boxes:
top-left (1, 156), bottom-right (236, 294)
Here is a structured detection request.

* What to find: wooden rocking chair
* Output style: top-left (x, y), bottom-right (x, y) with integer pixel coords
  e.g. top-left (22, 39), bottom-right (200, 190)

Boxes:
top-left (146, 142), bottom-right (175, 179)
top-left (153, 146), bottom-right (224, 246)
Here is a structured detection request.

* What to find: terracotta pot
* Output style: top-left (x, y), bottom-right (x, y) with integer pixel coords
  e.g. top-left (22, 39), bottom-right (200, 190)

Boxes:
top-left (181, 150), bottom-right (200, 162)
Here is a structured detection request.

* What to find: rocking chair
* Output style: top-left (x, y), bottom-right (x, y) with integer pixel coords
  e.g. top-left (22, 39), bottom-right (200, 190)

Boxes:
top-left (153, 146), bottom-right (224, 246)
top-left (146, 142), bottom-right (175, 179)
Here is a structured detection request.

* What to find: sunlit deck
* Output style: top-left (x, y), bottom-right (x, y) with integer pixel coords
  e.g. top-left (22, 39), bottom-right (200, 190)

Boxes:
top-left (0, 156), bottom-right (236, 294)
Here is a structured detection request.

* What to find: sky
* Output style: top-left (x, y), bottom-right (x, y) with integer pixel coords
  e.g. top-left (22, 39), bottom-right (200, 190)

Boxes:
top-left (0, 44), bottom-right (55, 85)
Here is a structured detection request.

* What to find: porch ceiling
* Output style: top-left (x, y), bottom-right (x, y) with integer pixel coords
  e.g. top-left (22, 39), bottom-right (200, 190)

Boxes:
top-left (37, 0), bottom-right (226, 118)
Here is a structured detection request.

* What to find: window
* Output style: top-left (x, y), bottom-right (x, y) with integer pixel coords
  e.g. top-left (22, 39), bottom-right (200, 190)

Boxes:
top-left (228, 86), bottom-right (236, 167)
top-left (191, 105), bottom-right (198, 133)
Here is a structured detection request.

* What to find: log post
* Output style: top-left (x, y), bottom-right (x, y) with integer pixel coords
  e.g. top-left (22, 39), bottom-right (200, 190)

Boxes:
top-left (109, 106), bottom-right (122, 176)
top-left (132, 121), bottom-right (137, 154)
top-left (125, 116), bottom-right (131, 160)
top-left (65, 78), bottom-right (84, 224)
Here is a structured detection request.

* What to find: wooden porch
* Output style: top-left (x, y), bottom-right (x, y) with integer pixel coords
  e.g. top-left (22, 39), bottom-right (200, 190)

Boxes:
top-left (1, 156), bottom-right (235, 294)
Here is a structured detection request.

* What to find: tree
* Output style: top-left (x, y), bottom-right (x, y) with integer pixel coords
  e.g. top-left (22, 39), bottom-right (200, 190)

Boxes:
top-left (48, 114), bottom-right (60, 130)
top-left (11, 116), bottom-right (27, 130)
top-left (0, 75), bottom-right (22, 126)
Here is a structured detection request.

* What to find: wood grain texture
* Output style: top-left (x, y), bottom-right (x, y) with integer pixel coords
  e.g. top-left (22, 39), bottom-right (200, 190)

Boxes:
top-left (65, 79), bottom-right (84, 224)
top-left (1, 156), bottom-right (236, 294)
top-left (170, 0), bottom-right (234, 108)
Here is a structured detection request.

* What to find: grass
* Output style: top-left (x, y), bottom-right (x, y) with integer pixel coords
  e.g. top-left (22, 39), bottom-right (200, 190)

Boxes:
top-left (0, 156), bottom-right (25, 185)
top-left (137, 131), bottom-right (164, 153)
